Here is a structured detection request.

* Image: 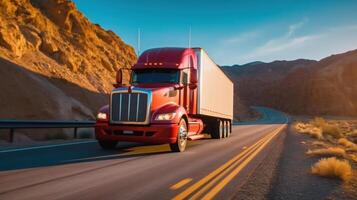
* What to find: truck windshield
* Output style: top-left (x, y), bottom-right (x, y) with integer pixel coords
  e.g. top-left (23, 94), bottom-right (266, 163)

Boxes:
top-left (132, 69), bottom-right (180, 84)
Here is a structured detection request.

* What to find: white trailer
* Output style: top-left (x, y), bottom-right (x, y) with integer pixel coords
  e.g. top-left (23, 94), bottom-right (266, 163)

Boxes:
top-left (194, 48), bottom-right (234, 121)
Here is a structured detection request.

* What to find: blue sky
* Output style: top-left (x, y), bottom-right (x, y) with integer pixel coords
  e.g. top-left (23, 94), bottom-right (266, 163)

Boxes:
top-left (73, 0), bottom-right (357, 65)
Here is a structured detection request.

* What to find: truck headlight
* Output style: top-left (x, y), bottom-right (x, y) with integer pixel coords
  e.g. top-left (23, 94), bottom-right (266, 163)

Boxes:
top-left (97, 112), bottom-right (108, 120)
top-left (155, 113), bottom-right (176, 121)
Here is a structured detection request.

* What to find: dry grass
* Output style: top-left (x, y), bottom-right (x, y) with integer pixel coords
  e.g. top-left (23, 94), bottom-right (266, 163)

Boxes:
top-left (347, 130), bottom-right (357, 137)
top-left (295, 119), bottom-right (357, 182)
top-left (311, 157), bottom-right (352, 181)
top-left (311, 117), bottom-right (327, 128)
top-left (294, 122), bottom-right (324, 140)
top-left (295, 117), bottom-right (343, 140)
top-left (293, 121), bottom-right (308, 132)
top-left (309, 128), bottom-right (324, 140)
top-left (322, 124), bottom-right (343, 139)
top-left (351, 154), bottom-right (357, 162)
top-left (310, 117), bottom-right (343, 139)
top-left (338, 138), bottom-right (357, 151)
top-left (311, 141), bottom-right (329, 148)
top-left (307, 147), bottom-right (346, 158)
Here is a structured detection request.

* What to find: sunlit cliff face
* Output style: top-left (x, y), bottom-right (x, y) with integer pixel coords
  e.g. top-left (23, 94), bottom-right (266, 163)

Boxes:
top-left (0, 0), bottom-right (136, 120)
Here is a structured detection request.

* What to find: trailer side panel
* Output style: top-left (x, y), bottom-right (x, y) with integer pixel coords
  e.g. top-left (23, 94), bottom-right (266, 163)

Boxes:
top-left (195, 48), bottom-right (233, 120)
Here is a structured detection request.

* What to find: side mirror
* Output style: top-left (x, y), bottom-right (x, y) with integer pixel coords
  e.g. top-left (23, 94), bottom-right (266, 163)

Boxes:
top-left (113, 69), bottom-right (123, 88)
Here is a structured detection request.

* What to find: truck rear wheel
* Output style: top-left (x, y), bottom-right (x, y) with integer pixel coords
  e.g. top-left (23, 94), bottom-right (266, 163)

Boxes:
top-left (98, 140), bottom-right (118, 150)
top-left (211, 119), bottom-right (224, 139)
top-left (226, 121), bottom-right (231, 138)
top-left (221, 120), bottom-right (227, 138)
top-left (228, 121), bottom-right (232, 136)
top-left (170, 119), bottom-right (188, 152)
top-left (223, 121), bottom-right (229, 138)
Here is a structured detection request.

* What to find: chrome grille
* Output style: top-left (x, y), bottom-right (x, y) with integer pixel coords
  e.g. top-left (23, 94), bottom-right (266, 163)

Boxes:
top-left (111, 90), bottom-right (150, 124)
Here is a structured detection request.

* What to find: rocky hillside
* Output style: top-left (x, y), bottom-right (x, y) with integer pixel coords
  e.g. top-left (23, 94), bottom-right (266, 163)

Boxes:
top-left (0, 0), bottom-right (136, 120)
top-left (222, 49), bottom-right (357, 117)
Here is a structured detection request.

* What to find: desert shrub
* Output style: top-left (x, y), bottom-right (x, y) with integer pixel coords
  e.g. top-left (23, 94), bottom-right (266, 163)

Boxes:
top-left (294, 122), bottom-right (324, 140)
top-left (309, 127), bottom-right (324, 140)
top-left (293, 122), bottom-right (307, 133)
top-left (347, 129), bottom-right (357, 137)
top-left (307, 147), bottom-right (346, 158)
top-left (311, 141), bottom-right (329, 148)
top-left (311, 157), bottom-right (352, 181)
top-left (351, 154), bottom-right (357, 162)
top-left (338, 138), bottom-right (357, 151)
top-left (325, 135), bottom-right (339, 145)
top-left (309, 117), bottom-right (342, 138)
top-left (45, 132), bottom-right (69, 140)
top-left (311, 117), bottom-right (327, 128)
top-left (321, 124), bottom-right (343, 139)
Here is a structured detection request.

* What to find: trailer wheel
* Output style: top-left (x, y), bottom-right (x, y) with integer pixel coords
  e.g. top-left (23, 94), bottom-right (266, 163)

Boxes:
top-left (221, 120), bottom-right (227, 138)
top-left (211, 120), bottom-right (224, 139)
top-left (98, 140), bottom-right (118, 150)
top-left (224, 121), bottom-right (229, 138)
top-left (170, 119), bottom-right (188, 152)
top-left (220, 120), bottom-right (225, 139)
top-left (226, 121), bottom-right (231, 137)
top-left (229, 120), bottom-right (232, 134)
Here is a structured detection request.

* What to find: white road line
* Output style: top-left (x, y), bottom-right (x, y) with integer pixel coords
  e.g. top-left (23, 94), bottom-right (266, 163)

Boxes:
top-left (0, 140), bottom-right (97, 153)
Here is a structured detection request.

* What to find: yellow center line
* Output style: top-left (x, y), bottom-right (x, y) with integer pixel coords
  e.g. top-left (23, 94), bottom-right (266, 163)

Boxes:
top-left (170, 178), bottom-right (193, 190)
top-left (201, 125), bottom-right (286, 200)
top-left (171, 129), bottom-right (275, 200)
top-left (188, 132), bottom-right (272, 200)
top-left (189, 126), bottom-right (283, 199)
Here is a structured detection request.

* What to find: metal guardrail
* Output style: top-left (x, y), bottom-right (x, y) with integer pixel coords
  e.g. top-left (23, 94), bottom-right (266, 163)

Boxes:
top-left (0, 120), bottom-right (95, 143)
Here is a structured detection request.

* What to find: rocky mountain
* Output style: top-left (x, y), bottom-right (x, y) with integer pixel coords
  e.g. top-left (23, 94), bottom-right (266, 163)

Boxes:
top-left (222, 49), bottom-right (357, 117)
top-left (0, 0), bottom-right (137, 120)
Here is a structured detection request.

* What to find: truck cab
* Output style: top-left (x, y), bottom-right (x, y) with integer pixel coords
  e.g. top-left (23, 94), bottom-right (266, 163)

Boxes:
top-left (95, 47), bottom-right (233, 152)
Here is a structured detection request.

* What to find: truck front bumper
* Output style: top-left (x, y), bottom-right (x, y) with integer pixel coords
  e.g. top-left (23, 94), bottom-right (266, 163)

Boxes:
top-left (95, 122), bottom-right (179, 144)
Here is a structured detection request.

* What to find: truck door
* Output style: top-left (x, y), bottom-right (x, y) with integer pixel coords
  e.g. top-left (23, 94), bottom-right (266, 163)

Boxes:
top-left (188, 56), bottom-right (197, 114)
top-left (181, 55), bottom-right (197, 114)
top-left (181, 68), bottom-right (190, 112)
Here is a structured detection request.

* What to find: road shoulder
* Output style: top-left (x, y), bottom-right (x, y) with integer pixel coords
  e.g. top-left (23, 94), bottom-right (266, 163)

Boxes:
top-left (268, 125), bottom-right (357, 200)
top-left (232, 125), bottom-right (287, 200)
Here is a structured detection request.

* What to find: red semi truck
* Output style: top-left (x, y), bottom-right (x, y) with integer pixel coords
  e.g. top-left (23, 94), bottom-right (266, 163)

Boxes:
top-left (95, 47), bottom-right (233, 152)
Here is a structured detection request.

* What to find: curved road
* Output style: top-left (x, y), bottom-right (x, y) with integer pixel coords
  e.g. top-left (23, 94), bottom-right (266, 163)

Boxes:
top-left (0, 107), bottom-right (288, 200)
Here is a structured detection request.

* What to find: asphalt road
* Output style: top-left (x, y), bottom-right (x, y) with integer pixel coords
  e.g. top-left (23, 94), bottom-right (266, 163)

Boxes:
top-left (0, 107), bottom-right (288, 200)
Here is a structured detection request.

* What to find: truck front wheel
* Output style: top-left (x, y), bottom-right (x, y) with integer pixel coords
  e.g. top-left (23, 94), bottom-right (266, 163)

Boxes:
top-left (170, 119), bottom-right (188, 152)
top-left (98, 140), bottom-right (118, 150)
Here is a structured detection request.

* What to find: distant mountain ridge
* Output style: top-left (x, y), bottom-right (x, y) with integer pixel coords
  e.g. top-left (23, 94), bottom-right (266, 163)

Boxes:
top-left (222, 50), bottom-right (357, 116)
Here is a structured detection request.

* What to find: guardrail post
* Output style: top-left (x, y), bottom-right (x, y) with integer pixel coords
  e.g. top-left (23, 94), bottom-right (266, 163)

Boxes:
top-left (9, 128), bottom-right (14, 143)
top-left (74, 127), bottom-right (78, 139)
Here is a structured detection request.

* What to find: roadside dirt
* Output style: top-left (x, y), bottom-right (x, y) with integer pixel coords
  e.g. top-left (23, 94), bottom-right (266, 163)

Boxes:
top-left (268, 125), bottom-right (357, 200)
top-left (232, 123), bottom-right (357, 200)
